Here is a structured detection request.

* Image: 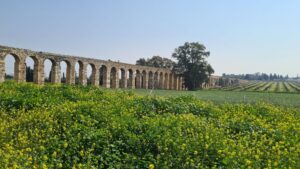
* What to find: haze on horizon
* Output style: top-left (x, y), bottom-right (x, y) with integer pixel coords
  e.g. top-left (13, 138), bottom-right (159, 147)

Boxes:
top-left (1, 0), bottom-right (299, 77)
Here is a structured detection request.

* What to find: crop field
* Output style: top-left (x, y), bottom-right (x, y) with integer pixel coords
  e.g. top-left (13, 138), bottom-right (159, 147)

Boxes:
top-left (0, 81), bottom-right (299, 168)
top-left (130, 88), bottom-right (300, 107)
top-left (221, 81), bottom-right (300, 93)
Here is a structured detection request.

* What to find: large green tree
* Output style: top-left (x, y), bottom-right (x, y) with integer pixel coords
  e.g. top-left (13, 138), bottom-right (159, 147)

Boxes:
top-left (172, 42), bottom-right (214, 90)
top-left (136, 56), bottom-right (175, 69)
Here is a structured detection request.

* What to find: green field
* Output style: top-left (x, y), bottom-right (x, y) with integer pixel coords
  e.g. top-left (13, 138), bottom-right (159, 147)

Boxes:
top-left (221, 81), bottom-right (300, 93)
top-left (125, 88), bottom-right (300, 107)
top-left (0, 81), bottom-right (299, 168)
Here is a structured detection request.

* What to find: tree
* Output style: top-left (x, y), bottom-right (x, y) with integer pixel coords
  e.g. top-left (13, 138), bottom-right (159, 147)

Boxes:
top-left (61, 73), bottom-right (66, 83)
top-left (26, 66), bottom-right (34, 82)
top-left (136, 56), bottom-right (175, 69)
top-left (172, 42), bottom-right (214, 90)
top-left (136, 58), bottom-right (147, 66)
top-left (48, 70), bottom-right (52, 82)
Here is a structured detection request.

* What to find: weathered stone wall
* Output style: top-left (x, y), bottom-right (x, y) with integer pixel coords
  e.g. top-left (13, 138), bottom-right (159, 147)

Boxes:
top-left (0, 45), bottom-right (184, 90)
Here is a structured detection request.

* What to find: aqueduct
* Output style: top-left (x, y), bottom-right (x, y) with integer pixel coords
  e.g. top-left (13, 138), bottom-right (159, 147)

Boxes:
top-left (0, 45), bottom-right (184, 90)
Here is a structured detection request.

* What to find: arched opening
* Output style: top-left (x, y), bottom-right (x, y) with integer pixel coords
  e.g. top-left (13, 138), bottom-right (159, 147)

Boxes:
top-left (159, 72), bottom-right (164, 89)
top-left (164, 73), bottom-right (169, 89)
top-left (142, 70), bottom-right (147, 89)
top-left (4, 54), bottom-right (20, 81)
top-left (169, 73), bottom-right (173, 90)
top-left (44, 58), bottom-right (56, 83)
top-left (127, 69), bottom-right (134, 89)
top-left (60, 60), bottom-right (70, 84)
top-left (75, 61), bottom-right (80, 85)
top-left (154, 72), bottom-right (159, 89)
top-left (25, 56), bottom-right (38, 83)
top-left (135, 70), bottom-right (141, 89)
top-left (119, 68), bottom-right (126, 88)
top-left (173, 75), bottom-right (178, 90)
top-left (86, 64), bottom-right (94, 85)
top-left (99, 65), bottom-right (107, 87)
top-left (110, 67), bottom-right (117, 88)
top-left (148, 71), bottom-right (154, 89)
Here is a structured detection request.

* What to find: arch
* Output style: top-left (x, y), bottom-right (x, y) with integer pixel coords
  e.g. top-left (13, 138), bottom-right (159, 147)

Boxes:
top-left (44, 58), bottom-right (58, 83)
top-left (169, 73), bottom-right (173, 90)
top-left (3, 53), bottom-right (21, 81)
top-left (159, 72), bottom-right (164, 89)
top-left (25, 56), bottom-right (39, 83)
top-left (148, 71), bottom-right (154, 89)
top-left (173, 75), bottom-right (178, 90)
top-left (164, 73), bottom-right (169, 89)
top-left (142, 70), bottom-right (147, 89)
top-left (87, 63), bottom-right (96, 85)
top-left (119, 68), bottom-right (126, 88)
top-left (99, 65), bottom-right (108, 87)
top-left (127, 69), bottom-right (134, 89)
top-left (60, 60), bottom-right (69, 84)
top-left (110, 67), bottom-right (118, 88)
top-left (135, 70), bottom-right (141, 88)
top-left (154, 72), bottom-right (159, 89)
top-left (75, 61), bottom-right (83, 85)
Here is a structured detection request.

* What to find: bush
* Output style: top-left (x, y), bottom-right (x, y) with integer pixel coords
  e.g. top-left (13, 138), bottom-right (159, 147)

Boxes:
top-left (0, 81), bottom-right (299, 168)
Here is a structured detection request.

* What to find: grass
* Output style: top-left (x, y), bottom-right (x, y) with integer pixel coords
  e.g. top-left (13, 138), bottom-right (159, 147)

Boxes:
top-left (123, 88), bottom-right (300, 107)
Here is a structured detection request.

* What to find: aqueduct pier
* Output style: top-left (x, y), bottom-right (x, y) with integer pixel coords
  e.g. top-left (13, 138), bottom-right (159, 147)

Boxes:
top-left (0, 45), bottom-right (184, 90)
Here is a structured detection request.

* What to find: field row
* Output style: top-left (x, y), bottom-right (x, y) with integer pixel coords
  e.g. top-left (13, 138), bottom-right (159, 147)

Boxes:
top-left (222, 81), bottom-right (300, 93)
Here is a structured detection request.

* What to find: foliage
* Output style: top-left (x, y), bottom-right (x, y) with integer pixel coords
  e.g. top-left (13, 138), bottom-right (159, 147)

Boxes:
top-left (223, 72), bottom-right (290, 81)
top-left (172, 42), bottom-right (214, 90)
top-left (26, 66), bottom-right (34, 82)
top-left (136, 56), bottom-right (175, 69)
top-left (0, 81), bottom-right (299, 168)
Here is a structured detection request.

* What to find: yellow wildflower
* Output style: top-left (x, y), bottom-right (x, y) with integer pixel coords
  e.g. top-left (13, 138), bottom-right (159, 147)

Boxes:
top-left (149, 164), bottom-right (155, 169)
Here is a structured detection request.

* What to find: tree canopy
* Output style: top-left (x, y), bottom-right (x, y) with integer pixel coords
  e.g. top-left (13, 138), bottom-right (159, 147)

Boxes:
top-left (136, 56), bottom-right (175, 69)
top-left (135, 42), bottom-right (214, 90)
top-left (172, 42), bottom-right (214, 90)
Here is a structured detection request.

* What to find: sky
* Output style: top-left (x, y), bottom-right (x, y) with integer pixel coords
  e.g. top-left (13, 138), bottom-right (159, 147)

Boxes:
top-left (1, 0), bottom-right (300, 77)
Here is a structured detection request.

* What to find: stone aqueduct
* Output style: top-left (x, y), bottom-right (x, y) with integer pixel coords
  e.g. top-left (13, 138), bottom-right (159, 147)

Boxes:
top-left (0, 45), bottom-right (184, 90)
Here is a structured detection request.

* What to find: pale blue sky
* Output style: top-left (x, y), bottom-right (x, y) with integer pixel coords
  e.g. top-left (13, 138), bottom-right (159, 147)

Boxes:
top-left (1, 0), bottom-right (300, 76)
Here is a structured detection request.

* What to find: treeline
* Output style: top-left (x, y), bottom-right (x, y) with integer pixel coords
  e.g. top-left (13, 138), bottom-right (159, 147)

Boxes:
top-left (222, 73), bottom-right (291, 81)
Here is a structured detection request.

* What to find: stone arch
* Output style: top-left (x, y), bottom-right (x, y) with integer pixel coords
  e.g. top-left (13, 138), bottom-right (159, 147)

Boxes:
top-left (25, 55), bottom-right (40, 83)
top-left (3, 53), bottom-right (21, 82)
top-left (86, 64), bottom-right (92, 85)
top-left (159, 72), bottom-right (164, 89)
top-left (164, 72), bottom-right (169, 89)
top-left (99, 65), bottom-right (108, 87)
top-left (110, 67), bottom-right (118, 88)
top-left (173, 75), bottom-right (178, 90)
top-left (169, 73), bottom-right (173, 90)
top-left (44, 58), bottom-right (60, 84)
top-left (154, 72), bottom-right (159, 89)
top-left (87, 63), bottom-right (98, 86)
top-left (119, 68), bottom-right (126, 88)
top-left (142, 70), bottom-right (147, 89)
top-left (127, 69), bottom-right (134, 89)
top-left (60, 60), bottom-right (72, 84)
top-left (148, 71), bottom-right (154, 89)
top-left (135, 70), bottom-right (141, 88)
top-left (75, 60), bottom-right (85, 85)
